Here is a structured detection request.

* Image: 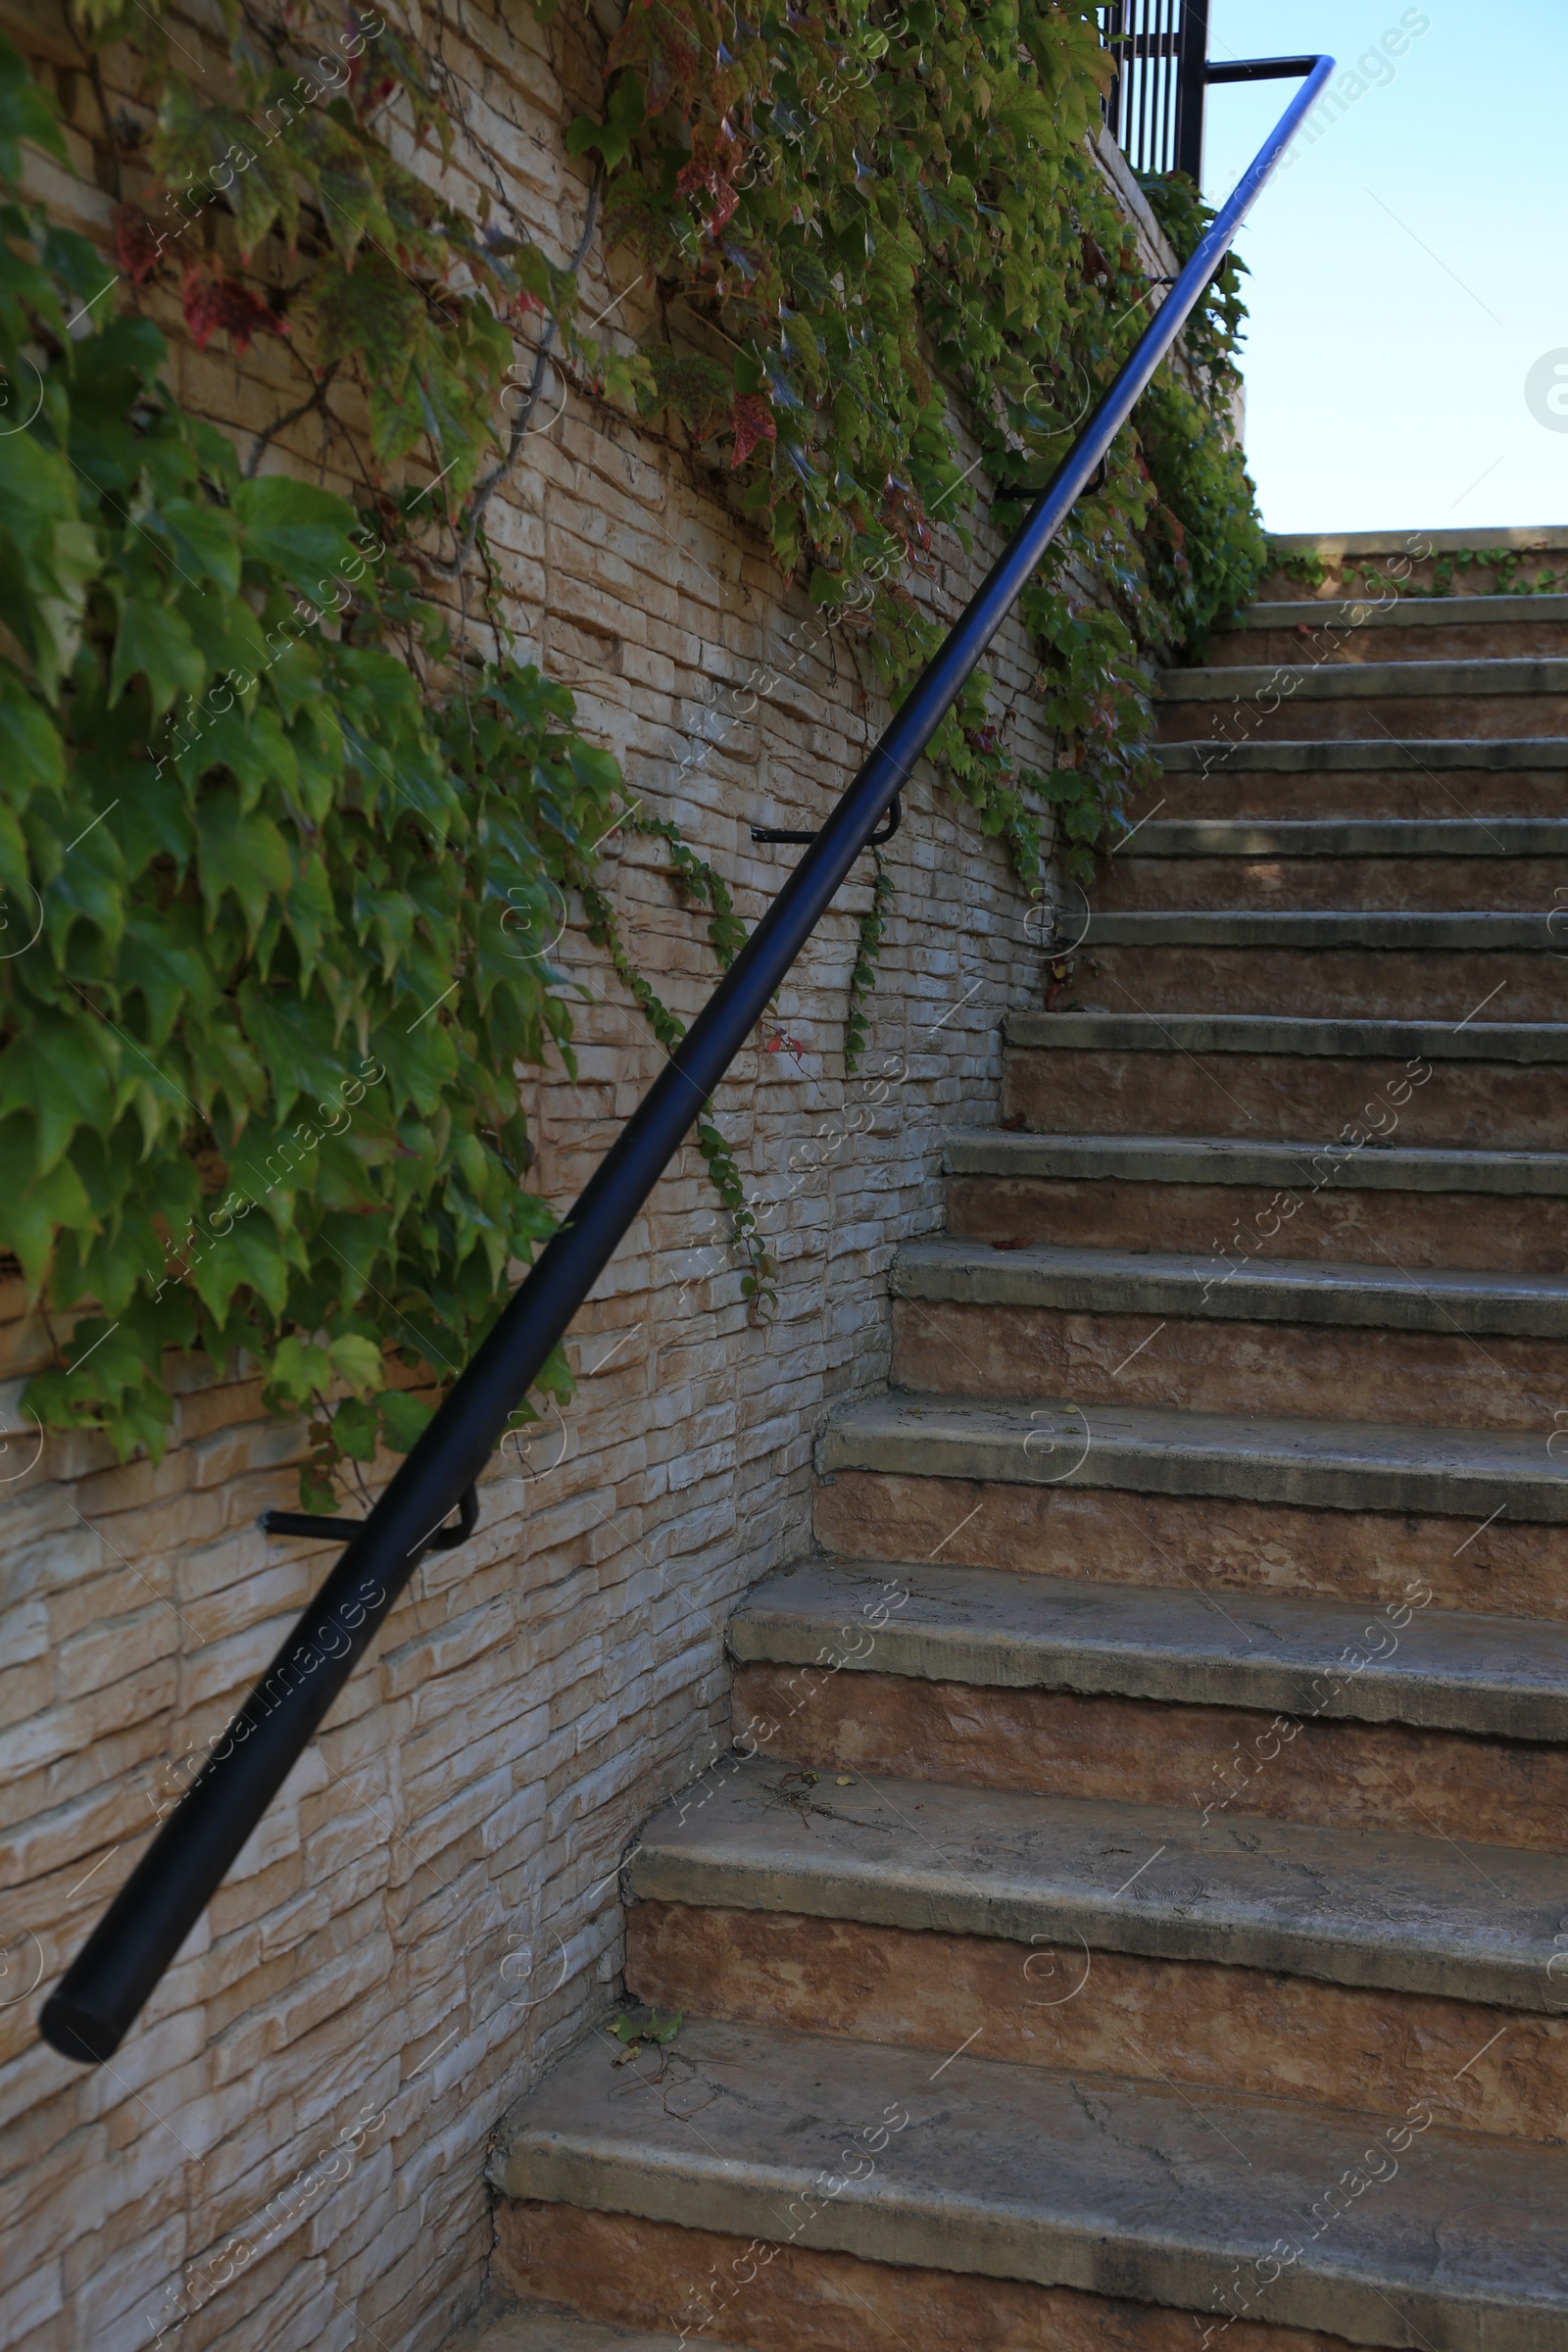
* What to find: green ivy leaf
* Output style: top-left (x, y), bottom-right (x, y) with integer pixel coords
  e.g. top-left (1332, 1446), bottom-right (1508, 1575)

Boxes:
top-left (0, 1016), bottom-right (116, 1174)
top-left (328, 1331), bottom-right (383, 1398)
top-left (234, 475), bottom-right (366, 602)
top-left (0, 666), bottom-right (65, 809)
top-left (195, 789), bottom-right (291, 937)
top-left (378, 1388), bottom-right (434, 1451)
top-left (110, 593), bottom-right (206, 717)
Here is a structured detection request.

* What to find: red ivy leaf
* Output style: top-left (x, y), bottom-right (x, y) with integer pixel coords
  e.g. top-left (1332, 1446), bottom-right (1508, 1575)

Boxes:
top-left (730, 391), bottom-right (774, 470)
top-left (675, 133), bottom-right (742, 238)
top-left (114, 205), bottom-right (164, 286)
top-left (179, 261), bottom-right (290, 356)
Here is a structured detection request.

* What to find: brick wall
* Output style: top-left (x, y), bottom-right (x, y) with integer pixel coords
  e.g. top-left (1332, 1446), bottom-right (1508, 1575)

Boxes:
top-left (0, 2), bottom-right (1178, 2343)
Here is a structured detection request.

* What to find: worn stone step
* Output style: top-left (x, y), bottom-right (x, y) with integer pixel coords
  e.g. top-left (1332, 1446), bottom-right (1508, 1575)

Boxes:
top-left (628, 1758), bottom-right (1568, 2014)
top-left (1081, 946), bottom-right (1563, 1023)
top-left (1072, 910), bottom-right (1566, 1017)
top-left (1003, 1011), bottom-right (1568, 1150)
top-left (942, 1130), bottom-right (1568, 1274)
top-left (1217, 593), bottom-right (1568, 668)
top-left (896, 1236), bottom-right (1568, 1338)
top-left (1159, 658), bottom-right (1568, 751)
top-left (947, 1129), bottom-right (1568, 1194)
top-left (491, 2014), bottom-right (1568, 2351)
top-left (813, 1455), bottom-right (1568, 1613)
top-left (733, 1590), bottom-right (1568, 1862)
top-left (1264, 522), bottom-right (1568, 566)
top-left (1007, 1009), bottom-right (1568, 1063)
top-left (1158, 736), bottom-right (1568, 773)
top-left (1150, 738), bottom-right (1568, 830)
top-left (817, 1389), bottom-right (1568, 1523)
top-left (1083, 910), bottom-right (1557, 949)
top-left (1131, 817), bottom-right (1568, 858)
top-left (1096, 852), bottom-right (1567, 911)
top-left (728, 1557), bottom-right (1568, 1744)
top-left (889, 1243), bottom-right (1564, 1430)
top-left (891, 1290), bottom-right (1559, 1434)
top-left (626, 1775), bottom-right (1568, 2147)
top-left (1167, 658), bottom-right (1568, 701)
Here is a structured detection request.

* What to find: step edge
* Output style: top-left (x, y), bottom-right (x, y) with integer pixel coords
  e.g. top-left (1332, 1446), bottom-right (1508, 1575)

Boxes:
top-left (727, 1605), bottom-right (1568, 1742)
top-left (942, 1132), bottom-right (1568, 1194)
top-left (625, 1847), bottom-right (1565, 2016)
top-left (491, 2027), bottom-right (1568, 2346)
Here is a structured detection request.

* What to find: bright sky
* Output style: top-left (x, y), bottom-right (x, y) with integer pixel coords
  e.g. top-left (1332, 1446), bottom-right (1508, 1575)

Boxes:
top-left (1200, 0), bottom-right (1568, 535)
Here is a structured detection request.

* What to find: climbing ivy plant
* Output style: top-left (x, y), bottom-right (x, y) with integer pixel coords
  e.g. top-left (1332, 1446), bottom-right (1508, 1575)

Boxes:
top-left (0, 0), bottom-right (1263, 1487)
top-left (0, 37), bottom-right (750, 1492)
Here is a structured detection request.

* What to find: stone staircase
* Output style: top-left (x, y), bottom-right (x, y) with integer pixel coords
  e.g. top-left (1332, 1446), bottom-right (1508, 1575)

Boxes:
top-left (476, 543), bottom-right (1568, 2350)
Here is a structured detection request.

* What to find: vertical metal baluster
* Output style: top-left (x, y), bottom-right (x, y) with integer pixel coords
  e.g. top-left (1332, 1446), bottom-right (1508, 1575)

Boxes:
top-left (1134, 0), bottom-right (1150, 172)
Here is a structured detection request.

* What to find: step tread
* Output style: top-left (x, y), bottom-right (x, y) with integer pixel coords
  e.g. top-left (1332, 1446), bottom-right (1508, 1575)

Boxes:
top-left (944, 1128), bottom-right (1568, 1194)
top-left (1129, 818), bottom-right (1568, 856)
top-left (893, 1236), bottom-right (1568, 1336)
top-left (1237, 595), bottom-right (1568, 632)
top-left (1082, 910), bottom-right (1560, 949)
top-left (631, 1759), bottom-right (1568, 2010)
top-left (1005, 1008), bottom-right (1568, 1059)
top-left (1162, 657), bottom-right (1568, 700)
top-left (1156, 737), bottom-right (1568, 771)
top-left (492, 2015), bottom-right (1568, 2348)
top-left (817, 1390), bottom-right (1568, 1521)
top-left (730, 1556), bottom-right (1568, 1742)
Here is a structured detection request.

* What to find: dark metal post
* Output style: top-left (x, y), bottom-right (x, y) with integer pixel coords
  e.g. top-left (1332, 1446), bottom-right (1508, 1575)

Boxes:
top-left (1175, 0), bottom-right (1210, 181)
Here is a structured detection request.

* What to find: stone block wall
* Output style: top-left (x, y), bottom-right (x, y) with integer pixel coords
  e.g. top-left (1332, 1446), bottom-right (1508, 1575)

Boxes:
top-left (0, 0), bottom-right (1177, 2343)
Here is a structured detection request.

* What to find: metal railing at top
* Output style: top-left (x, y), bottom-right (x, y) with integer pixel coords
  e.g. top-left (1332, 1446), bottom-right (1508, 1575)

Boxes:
top-left (38, 47), bottom-right (1334, 2068)
top-left (1102, 0), bottom-right (1326, 183)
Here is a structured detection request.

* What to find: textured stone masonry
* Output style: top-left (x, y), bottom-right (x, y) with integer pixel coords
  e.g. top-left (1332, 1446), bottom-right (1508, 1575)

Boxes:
top-left (0, 1), bottom-right (1179, 2345)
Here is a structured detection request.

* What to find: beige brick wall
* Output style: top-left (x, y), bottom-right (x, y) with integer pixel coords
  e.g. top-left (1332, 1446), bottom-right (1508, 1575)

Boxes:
top-left (0, 3), bottom-right (1177, 2345)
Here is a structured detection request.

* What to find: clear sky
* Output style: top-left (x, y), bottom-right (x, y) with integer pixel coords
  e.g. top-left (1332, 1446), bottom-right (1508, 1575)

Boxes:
top-left (1200, 0), bottom-right (1568, 535)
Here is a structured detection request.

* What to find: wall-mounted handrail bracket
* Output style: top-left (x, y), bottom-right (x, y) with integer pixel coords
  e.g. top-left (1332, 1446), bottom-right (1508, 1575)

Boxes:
top-left (751, 790), bottom-right (903, 848)
top-left (260, 1485), bottom-right (478, 1552)
top-left (39, 40), bottom-right (1334, 2070)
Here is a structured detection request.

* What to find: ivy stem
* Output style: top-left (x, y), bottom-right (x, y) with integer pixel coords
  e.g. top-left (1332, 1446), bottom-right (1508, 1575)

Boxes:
top-left (426, 172), bottom-right (602, 585)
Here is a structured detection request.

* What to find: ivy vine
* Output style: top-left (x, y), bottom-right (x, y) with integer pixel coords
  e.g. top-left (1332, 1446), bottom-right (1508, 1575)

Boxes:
top-left (0, 0), bottom-right (1264, 1494)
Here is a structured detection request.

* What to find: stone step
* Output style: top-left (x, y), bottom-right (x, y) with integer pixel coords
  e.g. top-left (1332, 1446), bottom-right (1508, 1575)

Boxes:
top-left (816, 1389), bottom-right (1568, 1523)
top-left (491, 2014), bottom-right (1568, 2351)
top-left (1215, 593), bottom-right (1568, 668)
top-left (1160, 658), bottom-right (1568, 750)
top-left (1008, 1009), bottom-right (1568, 1062)
top-left (947, 1128), bottom-right (1568, 1193)
top-left (628, 1758), bottom-right (1568, 2014)
top-left (1264, 523), bottom-right (1568, 564)
top-left (1131, 817), bottom-right (1568, 858)
top-left (813, 1468), bottom-right (1568, 1627)
top-left (628, 1774), bottom-right (1568, 2147)
top-left (1082, 910), bottom-right (1557, 948)
top-left (730, 1554), bottom-right (1568, 1850)
top-left (728, 1557), bottom-right (1568, 1744)
top-left (1095, 854), bottom-right (1565, 911)
top-left (1080, 944), bottom-right (1562, 1022)
top-left (1098, 816), bottom-right (1568, 914)
top-left (942, 1129), bottom-right (1568, 1274)
top-left (897, 1235), bottom-right (1568, 1336)
top-left (1148, 736), bottom-right (1568, 824)
top-left (1160, 737), bottom-right (1568, 772)
top-left (1002, 1010), bottom-right (1568, 1150)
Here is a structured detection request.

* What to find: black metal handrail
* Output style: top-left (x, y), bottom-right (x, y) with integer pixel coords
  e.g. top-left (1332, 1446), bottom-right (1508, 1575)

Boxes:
top-left (39, 48), bottom-right (1334, 2066)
